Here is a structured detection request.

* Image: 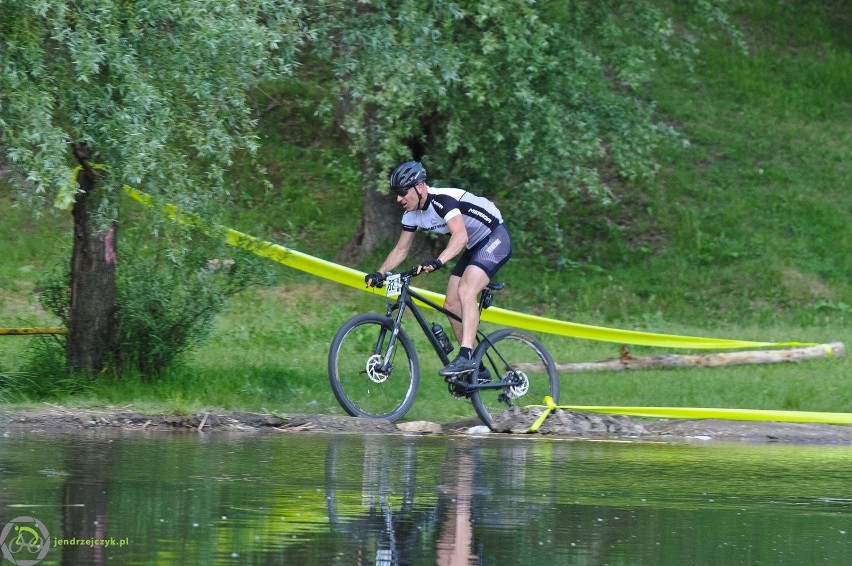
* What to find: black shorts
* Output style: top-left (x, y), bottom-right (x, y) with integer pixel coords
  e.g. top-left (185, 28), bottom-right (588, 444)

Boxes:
top-left (451, 223), bottom-right (512, 280)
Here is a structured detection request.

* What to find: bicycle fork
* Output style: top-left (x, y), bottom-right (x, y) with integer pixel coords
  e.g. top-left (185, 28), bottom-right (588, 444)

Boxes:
top-left (375, 299), bottom-right (409, 372)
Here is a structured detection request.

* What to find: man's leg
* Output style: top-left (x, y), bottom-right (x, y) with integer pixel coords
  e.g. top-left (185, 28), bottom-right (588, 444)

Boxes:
top-left (456, 265), bottom-right (490, 350)
top-left (440, 225), bottom-right (511, 376)
top-left (439, 266), bottom-right (489, 375)
top-left (444, 275), bottom-right (463, 343)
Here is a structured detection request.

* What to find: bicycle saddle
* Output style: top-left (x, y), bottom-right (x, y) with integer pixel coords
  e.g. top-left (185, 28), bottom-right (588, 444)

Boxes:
top-left (486, 282), bottom-right (505, 291)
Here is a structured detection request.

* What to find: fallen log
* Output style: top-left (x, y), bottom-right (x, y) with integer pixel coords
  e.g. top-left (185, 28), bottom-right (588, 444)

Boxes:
top-left (520, 342), bottom-right (845, 373)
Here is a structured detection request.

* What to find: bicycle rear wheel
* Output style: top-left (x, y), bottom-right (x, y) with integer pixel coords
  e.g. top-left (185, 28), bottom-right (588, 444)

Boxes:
top-left (328, 313), bottom-right (420, 421)
top-left (470, 328), bottom-right (560, 426)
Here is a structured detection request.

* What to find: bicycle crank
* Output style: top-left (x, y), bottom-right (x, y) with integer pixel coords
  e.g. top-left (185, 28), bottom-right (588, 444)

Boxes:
top-left (444, 374), bottom-right (472, 398)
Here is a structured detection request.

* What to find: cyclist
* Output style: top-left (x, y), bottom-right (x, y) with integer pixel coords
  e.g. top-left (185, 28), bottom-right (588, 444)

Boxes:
top-left (365, 161), bottom-right (512, 376)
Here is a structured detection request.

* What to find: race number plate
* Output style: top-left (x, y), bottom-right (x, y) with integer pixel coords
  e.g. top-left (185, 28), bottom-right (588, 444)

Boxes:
top-left (384, 273), bottom-right (402, 297)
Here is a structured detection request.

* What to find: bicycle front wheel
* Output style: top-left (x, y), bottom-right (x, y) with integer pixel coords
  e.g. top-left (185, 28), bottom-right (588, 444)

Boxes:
top-left (328, 313), bottom-right (420, 421)
top-left (470, 328), bottom-right (560, 426)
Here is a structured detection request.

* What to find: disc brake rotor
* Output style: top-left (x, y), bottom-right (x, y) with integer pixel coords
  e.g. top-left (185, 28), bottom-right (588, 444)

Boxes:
top-left (365, 354), bottom-right (389, 384)
top-left (505, 370), bottom-right (529, 399)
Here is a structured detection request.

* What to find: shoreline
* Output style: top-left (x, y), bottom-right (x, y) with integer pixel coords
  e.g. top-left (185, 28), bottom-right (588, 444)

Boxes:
top-left (1, 405), bottom-right (850, 445)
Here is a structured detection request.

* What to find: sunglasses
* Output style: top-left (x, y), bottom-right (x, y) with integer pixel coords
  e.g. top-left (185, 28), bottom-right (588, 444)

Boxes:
top-left (392, 184), bottom-right (415, 197)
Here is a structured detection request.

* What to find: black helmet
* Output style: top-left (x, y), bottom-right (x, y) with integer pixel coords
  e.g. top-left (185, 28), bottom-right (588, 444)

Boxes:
top-left (389, 161), bottom-right (427, 195)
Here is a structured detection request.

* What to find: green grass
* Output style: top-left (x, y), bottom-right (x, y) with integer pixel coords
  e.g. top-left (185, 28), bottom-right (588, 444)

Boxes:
top-left (1, 0), bottom-right (850, 421)
top-left (3, 278), bottom-right (845, 421)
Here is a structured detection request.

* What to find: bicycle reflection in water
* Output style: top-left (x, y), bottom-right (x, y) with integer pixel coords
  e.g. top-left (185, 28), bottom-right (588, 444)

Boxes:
top-left (325, 436), bottom-right (490, 565)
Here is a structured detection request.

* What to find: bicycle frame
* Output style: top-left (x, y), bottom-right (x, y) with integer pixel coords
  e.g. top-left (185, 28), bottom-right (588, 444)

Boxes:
top-left (330, 268), bottom-right (559, 423)
top-left (380, 271), bottom-right (507, 393)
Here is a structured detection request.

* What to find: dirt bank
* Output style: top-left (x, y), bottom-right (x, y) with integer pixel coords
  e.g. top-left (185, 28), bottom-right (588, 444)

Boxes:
top-left (0, 405), bottom-right (849, 445)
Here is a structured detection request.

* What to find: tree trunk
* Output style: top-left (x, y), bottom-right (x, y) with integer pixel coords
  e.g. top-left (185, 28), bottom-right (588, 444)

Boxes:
top-left (335, 92), bottom-right (440, 260)
top-left (67, 165), bottom-right (118, 373)
top-left (342, 178), bottom-right (403, 258)
top-left (341, 177), bottom-right (444, 262)
top-left (341, 150), bottom-right (443, 261)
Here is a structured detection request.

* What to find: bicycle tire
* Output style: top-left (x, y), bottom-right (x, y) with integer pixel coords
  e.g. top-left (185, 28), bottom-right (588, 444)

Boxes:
top-left (328, 313), bottom-right (420, 421)
top-left (470, 328), bottom-right (560, 426)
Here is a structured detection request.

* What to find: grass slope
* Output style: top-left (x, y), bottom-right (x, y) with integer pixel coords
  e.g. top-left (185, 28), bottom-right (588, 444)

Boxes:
top-left (1, 1), bottom-right (849, 420)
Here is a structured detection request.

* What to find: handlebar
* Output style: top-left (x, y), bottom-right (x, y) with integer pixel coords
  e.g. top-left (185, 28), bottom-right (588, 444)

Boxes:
top-left (380, 266), bottom-right (421, 287)
top-left (393, 266), bottom-right (423, 279)
top-left (366, 266), bottom-right (422, 290)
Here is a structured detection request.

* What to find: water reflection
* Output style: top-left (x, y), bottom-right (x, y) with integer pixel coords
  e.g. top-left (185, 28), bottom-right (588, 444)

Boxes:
top-left (324, 436), bottom-right (492, 565)
top-left (325, 436), bottom-right (423, 565)
top-left (60, 439), bottom-right (114, 566)
top-left (435, 447), bottom-right (476, 565)
top-left (0, 432), bottom-right (849, 565)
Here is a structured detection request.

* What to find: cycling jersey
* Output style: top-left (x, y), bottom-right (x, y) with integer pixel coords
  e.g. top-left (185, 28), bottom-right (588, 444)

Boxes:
top-left (401, 188), bottom-right (503, 248)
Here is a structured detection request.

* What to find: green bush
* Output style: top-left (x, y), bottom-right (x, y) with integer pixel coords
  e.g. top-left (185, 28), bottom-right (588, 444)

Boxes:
top-left (34, 222), bottom-right (275, 379)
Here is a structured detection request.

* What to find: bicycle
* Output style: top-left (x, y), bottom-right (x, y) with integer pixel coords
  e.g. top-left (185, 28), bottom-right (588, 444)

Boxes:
top-left (328, 267), bottom-right (560, 425)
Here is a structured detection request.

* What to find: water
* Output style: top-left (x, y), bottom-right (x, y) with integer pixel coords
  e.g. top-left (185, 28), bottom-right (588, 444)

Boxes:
top-left (0, 431), bottom-right (849, 565)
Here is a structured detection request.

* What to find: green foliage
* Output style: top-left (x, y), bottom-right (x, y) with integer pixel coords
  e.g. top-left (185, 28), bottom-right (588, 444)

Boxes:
top-left (113, 236), bottom-right (274, 375)
top-left (6, 335), bottom-right (86, 401)
top-left (0, 0), bottom-right (308, 374)
top-left (0, 0), bottom-right (306, 217)
top-left (0, 0), bottom-right (848, 417)
top-left (35, 219), bottom-right (276, 377)
top-left (308, 0), bottom-right (742, 249)
top-left (223, 82), bottom-right (362, 255)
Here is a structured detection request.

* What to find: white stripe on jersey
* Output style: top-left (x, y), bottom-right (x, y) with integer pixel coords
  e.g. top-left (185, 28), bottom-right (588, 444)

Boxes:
top-left (401, 188), bottom-right (503, 249)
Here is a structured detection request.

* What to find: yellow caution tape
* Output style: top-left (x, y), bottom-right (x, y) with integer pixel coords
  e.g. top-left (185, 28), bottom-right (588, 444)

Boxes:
top-left (124, 187), bottom-right (370, 291)
top-left (43, 183), bottom-right (846, 426)
top-left (124, 187), bottom-right (828, 351)
top-left (528, 397), bottom-right (852, 430)
top-left (0, 328), bottom-right (67, 335)
top-left (530, 396), bottom-right (560, 431)
top-left (478, 306), bottom-right (821, 350)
